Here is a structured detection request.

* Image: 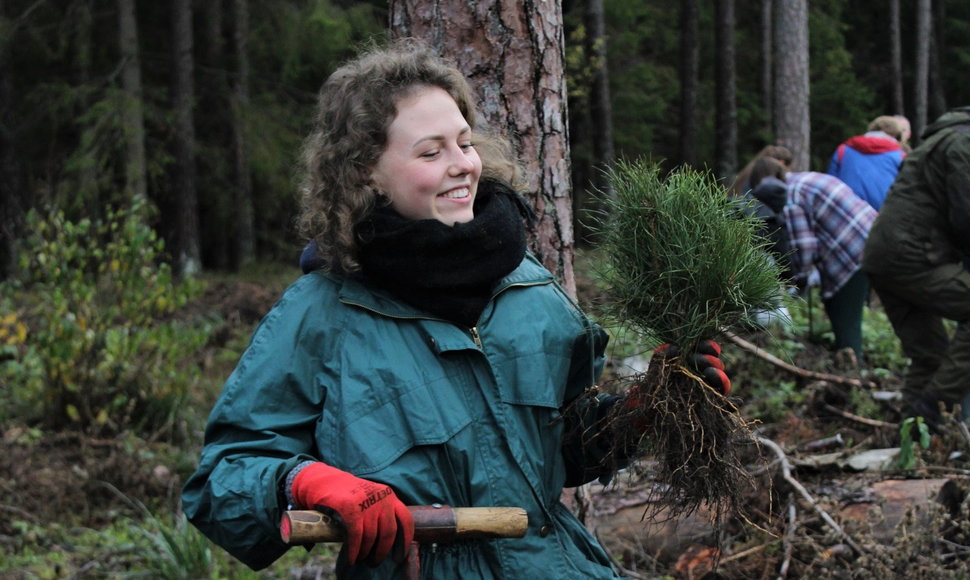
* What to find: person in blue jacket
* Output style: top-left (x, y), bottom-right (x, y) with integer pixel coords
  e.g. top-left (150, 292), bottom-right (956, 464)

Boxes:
top-left (827, 115), bottom-right (906, 211)
top-left (181, 39), bottom-right (730, 579)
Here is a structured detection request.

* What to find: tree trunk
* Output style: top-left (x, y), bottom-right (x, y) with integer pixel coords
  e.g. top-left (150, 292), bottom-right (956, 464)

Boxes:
top-left (117, 0), bottom-right (148, 207)
top-left (0, 0), bottom-right (22, 280)
top-left (773, 0), bottom-right (810, 171)
top-left (679, 0), bottom-right (699, 167)
top-left (928, 0), bottom-right (946, 120)
top-left (760, 0), bottom-right (773, 139)
top-left (200, 0), bottom-right (230, 269)
top-left (889, 0), bottom-right (904, 115)
top-left (389, 0), bottom-right (577, 297)
top-left (586, 0), bottom-right (614, 199)
top-left (172, 0), bottom-right (201, 277)
top-left (714, 0), bottom-right (737, 182)
top-left (75, 0), bottom-right (98, 217)
top-left (913, 0), bottom-right (931, 144)
top-left (231, 0), bottom-right (254, 268)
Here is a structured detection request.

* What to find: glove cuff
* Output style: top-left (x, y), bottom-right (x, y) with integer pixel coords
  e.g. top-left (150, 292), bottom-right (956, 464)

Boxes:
top-left (285, 460), bottom-right (318, 508)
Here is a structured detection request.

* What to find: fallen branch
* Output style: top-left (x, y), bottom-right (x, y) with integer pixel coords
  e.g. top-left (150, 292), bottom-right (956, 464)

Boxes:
top-left (755, 436), bottom-right (865, 555)
top-left (0, 503), bottom-right (38, 521)
top-left (940, 538), bottom-right (970, 555)
top-left (747, 457), bottom-right (783, 477)
top-left (724, 331), bottom-right (877, 389)
top-left (720, 541), bottom-right (771, 564)
top-left (918, 465), bottom-right (970, 475)
top-left (822, 404), bottom-right (896, 429)
top-left (777, 496), bottom-right (797, 580)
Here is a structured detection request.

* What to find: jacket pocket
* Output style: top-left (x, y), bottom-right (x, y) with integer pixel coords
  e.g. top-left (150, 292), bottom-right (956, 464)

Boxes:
top-left (322, 375), bottom-right (473, 475)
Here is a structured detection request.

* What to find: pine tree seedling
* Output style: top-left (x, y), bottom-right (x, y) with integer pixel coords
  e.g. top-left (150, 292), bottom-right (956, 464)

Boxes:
top-left (593, 159), bottom-right (785, 522)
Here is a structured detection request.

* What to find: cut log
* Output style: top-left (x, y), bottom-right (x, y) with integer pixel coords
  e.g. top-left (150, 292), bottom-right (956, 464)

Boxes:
top-left (592, 501), bottom-right (717, 563)
top-left (839, 478), bottom-right (965, 543)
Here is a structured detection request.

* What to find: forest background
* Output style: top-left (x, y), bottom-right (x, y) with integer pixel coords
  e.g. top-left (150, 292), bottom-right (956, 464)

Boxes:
top-left (2, 0), bottom-right (970, 578)
top-left (3, 0), bottom-right (969, 281)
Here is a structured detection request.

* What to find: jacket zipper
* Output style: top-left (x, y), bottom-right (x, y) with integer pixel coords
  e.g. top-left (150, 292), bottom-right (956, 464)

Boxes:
top-left (469, 326), bottom-right (482, 348)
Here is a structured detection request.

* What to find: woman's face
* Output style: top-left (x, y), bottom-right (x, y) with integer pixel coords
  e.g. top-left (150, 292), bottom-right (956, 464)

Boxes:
top-left (371, 86), bottom-right (482, 225)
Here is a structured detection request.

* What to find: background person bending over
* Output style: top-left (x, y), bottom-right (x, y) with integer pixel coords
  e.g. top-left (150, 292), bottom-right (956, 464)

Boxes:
top-left (181, 39), bottom-right (730, 579)
top-left (863, 106), bottom-right (970, 428)
top-left (827, 115), bottom-right (906, 211)
top-left (784, 167), bottom-right (877, 360)
top-left (730, 144), bottom-right (794, 198)
top-left (744, 156), bottom-right (793, 280)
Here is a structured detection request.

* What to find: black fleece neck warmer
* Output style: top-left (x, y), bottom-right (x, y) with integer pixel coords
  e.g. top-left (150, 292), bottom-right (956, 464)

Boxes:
top-left (356, 180), bottom-right (535, 327)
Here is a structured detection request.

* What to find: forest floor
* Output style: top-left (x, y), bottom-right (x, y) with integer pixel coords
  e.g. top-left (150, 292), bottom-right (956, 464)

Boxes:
top-left (3, 256), bottom-right (970, 579)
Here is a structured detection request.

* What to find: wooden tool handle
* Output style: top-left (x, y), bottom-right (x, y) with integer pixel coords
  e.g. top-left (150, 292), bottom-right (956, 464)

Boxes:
top-left (280, 505), bottom-right (528, 544)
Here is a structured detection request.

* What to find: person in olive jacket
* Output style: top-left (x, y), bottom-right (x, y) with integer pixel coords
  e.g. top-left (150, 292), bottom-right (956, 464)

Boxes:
top-left (181, 39), bottom-right (730, 579)
top-left (862, 107), bottom-right (970, 427)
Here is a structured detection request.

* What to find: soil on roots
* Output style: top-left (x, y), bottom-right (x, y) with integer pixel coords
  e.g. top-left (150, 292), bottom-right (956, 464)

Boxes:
top-left (621, 361), bottom-right (755, 515)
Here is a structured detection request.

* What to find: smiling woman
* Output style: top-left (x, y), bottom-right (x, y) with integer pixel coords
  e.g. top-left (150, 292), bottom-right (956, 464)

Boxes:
top-left (180, 38), bottom-right (733, 580)
top-left (370, 86), bottom-right (482, 225)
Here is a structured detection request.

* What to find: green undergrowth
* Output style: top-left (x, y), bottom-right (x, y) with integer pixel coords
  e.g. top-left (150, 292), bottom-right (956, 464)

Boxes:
top-left (3, 513), bottom-right (338, 580)
top-left (0, 203), bottom-right (311, 578)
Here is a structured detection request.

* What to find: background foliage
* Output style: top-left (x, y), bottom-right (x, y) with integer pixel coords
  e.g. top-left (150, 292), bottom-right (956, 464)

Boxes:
top-left (4, 1), bottom-right (970, 270)
top-left (0, 201), bottom-right (210, 436)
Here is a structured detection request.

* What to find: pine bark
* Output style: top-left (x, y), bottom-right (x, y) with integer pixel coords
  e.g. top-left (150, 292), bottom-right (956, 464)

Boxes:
top-left (388, 0), bottom-right (577, 297)
top-left (773, 0), bottom-right (810, 171)
top-left (172, 0), bottom-right (202, 276)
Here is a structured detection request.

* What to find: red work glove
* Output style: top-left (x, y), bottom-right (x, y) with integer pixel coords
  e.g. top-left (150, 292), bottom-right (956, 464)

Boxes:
top-left (648, 339), bottom-right (732, 395)
top-left (619, 340), bottom-right (731, 437)
top-left (290, 462), bottom-right (415, 567)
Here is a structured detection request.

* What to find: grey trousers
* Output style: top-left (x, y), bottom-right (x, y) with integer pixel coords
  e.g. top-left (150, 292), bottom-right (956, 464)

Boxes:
top-left (869, 261), bottom-right (970, 407)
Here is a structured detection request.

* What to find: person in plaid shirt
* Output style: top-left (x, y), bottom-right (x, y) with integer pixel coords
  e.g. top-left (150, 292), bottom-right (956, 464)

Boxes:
top-left (783, 165), bottom-right (878, 359)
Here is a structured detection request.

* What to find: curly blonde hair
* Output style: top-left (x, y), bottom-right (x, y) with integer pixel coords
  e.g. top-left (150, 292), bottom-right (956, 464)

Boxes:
top-left (296, 38), bottom-right (521, 275)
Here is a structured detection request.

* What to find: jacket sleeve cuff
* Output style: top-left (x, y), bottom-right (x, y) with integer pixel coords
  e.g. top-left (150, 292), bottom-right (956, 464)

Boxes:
top-left (284, 460), bottom-right (318, 509)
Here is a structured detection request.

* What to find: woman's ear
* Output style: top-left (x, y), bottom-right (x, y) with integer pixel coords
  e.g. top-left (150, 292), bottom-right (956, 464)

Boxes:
top-left (367, 170), bottom-right (386, 198)
top-left (366, 182), bottom-right (391, 205)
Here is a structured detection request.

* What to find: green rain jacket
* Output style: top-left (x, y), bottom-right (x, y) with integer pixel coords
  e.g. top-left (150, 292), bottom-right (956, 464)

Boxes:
top-left (181, 253), bottom-right (623, 579)
top-left (863, 108), bottom-right (970, 275)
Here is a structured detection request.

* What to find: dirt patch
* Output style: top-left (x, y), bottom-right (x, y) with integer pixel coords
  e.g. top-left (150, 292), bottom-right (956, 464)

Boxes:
top-left (201, 280), bottom-right (282, 326)
top-left (0, 429), bottom-right (179, 533)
